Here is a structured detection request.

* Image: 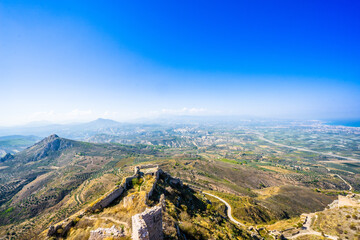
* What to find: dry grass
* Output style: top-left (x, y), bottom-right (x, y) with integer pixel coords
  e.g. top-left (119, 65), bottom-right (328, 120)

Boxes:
top-left (265, 216), bottom-right (302, 231)
top-left (254, 186), bottom-right (281, 200)
top-left (259, 165), bottom-right (294, 174)
top-left (66, 174), bottom-right (157, 239)
top-left (312, 206), bottom-right (360, 239)
top-left (294, 235), bottom-right (329, 240)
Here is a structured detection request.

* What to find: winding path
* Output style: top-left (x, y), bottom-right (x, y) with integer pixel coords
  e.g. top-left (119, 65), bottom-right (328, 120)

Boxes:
top-left (334, 174), bottom-right (353, 191)
top-left (287, 214), bottom-right (338, 240)
top-left (203, 192), bottom-right (245, 227)
top-left (204, 192), bottom-right (339, 239)
top-left (84, 216), bottom-right (129, 227)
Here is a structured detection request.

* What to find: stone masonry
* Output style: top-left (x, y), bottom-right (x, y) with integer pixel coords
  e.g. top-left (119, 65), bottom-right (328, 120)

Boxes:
top-left (48, 165), bottom-right (171, 239)
top-left (132, 205), bottom-right (163, 240)
top-left (89, 225), bottom-right (125, 240)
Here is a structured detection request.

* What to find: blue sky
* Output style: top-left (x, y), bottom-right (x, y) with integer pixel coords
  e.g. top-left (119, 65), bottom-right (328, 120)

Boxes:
top-left (0, 0), bottom-right (359, 125)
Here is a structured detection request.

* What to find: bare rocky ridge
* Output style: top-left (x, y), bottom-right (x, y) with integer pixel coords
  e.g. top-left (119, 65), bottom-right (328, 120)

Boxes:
top-left (26, 134), bottom-right (73, 162)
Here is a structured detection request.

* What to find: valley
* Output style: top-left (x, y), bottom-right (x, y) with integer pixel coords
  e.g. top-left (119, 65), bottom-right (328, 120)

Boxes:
top-left (0, 119), bottom-right (359, 239)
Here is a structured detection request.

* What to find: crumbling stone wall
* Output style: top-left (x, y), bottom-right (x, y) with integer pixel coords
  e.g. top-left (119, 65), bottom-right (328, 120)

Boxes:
top-left (146, 169), bottom-right (161, 202)
top-left (158, 169), bottom-right (183, 187)
top-left (132, 205), bottom-right (163, 240)
top-left (48, 166), bottom-right (167, 238)
top-left (89, 185), bottom-right (126, 211)
top-left (89, 170), bottom-right (139, 212)
top-left (48, 167), bottom-right (140, 237)
top-left (89, 225), bottom-right (125, 240)
top-left (47, 218), bottom-right (74, 237)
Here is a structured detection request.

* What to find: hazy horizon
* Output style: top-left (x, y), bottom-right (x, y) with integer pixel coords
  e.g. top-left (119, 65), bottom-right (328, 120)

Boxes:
top-left (1, 1), bottom-right (359, 125)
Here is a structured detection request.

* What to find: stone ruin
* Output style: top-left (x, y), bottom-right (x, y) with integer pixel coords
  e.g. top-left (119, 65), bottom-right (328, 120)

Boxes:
top-left (47, 165), bottom-right (175, 239)
top-left (47, 218), bottom-right (75, 238)
top-left (89, 225), bottom-right (125, 240)
top-left (132, 205), bottom-right (163, 240)
top-left (88, 169), bottom-right (140, 212)
top-left (337, 194), bottom-right (360, 207)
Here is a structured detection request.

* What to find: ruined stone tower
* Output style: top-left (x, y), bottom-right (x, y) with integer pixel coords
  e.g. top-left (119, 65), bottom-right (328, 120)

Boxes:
top-left (131, 205), bottom-right (163, 240)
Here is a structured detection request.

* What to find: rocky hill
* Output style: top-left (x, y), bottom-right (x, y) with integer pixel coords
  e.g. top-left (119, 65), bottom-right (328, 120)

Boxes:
top-left (42, 165), bottom-right (253, 240)
top-left (0, 153), bottom-right (14, 162)
top-left (0, 135), bottom-right (161, 235)
top-left (0, 132), bottom-right (357, 239)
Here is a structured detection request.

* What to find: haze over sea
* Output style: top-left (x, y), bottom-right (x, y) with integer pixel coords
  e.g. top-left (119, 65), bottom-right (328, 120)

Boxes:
top-left (325, 120), bottom-right (360, 128)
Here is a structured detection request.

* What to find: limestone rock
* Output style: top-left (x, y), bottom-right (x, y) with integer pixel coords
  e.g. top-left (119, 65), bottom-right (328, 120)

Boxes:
top-left (123, 194), bottom-right (136, 208)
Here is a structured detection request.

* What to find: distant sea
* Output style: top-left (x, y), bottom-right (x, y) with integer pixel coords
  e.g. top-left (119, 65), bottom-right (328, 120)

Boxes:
top-left (325, 120), bottom-right (360, 127)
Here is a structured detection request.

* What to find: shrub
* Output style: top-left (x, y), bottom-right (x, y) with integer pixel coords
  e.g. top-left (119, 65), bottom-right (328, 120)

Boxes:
top-left (350, 223), bottom-right (357, 230)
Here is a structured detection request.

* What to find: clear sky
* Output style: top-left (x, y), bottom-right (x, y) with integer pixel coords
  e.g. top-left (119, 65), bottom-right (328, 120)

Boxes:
top-left (1, 0), bottom-right (359, 125)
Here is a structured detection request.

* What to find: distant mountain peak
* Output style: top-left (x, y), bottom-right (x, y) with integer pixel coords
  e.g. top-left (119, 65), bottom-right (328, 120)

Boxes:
top-left (82, 118), bottom-right (121, 129)
top-left (23, 134), bottom-right (74, 162)
top-left (0, 153), bottom-right (14, 162)
top-left (47, 134), bottom-right (59, 139)
top-left (92, 118), bottom-right (118, 123)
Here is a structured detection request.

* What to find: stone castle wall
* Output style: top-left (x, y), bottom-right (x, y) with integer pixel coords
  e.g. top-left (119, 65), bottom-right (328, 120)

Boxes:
top-left (145, 167), bottom-right (182, 203)
top-left (89, 185), bottom-right (126, 211)
top-left (48, 165), bottom-right (170, 239)
top-left (47, 218), bottom-right (74, 237)
top-left (89, 173), bottom-right (139, 212)
top-left (146, 169), bottom-right (161, 202)
top-left (132, 205), bottom-right (163, 240)
top-left (158, 169), bottom-right (183, 187)
top-left (48, 168), bottom-right (139, 238)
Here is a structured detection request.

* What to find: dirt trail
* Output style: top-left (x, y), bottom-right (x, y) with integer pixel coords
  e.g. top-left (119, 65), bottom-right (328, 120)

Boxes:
top-left (204, 192), bottom-right (339, 239)
top-left (203, 192), bottom-right (245, 227)
top-left (287, 214), bottom-right (338, 240)
top-left (334, 174), bottom-right (353, 191)
top-left (84, 216), bottom-right (129, 227)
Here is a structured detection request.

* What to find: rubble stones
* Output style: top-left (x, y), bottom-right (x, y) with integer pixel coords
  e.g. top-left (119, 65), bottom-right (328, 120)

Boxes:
top-left (89, 225), bottom-right (125, 240)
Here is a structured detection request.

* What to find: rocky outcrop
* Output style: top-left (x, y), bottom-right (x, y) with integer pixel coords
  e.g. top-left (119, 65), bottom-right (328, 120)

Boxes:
top-left (0, 153), bottom-right (14, 162)
top-left (89, 225), bottom-right (125, 240)
top-left (338, 194), bottom-right (360, 207)
top-left (132, 205), bottom-right (163, 240)
top-left (47, 218), bottom-right (74, 237)
top-left (27, 134), bottom-right (74, 162)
